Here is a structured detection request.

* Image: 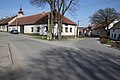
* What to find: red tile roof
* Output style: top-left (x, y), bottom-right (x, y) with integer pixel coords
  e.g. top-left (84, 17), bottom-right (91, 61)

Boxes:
top-left (10, 12), bottom-right (48, 26)
top-left (62, 16), bottom-right (77, 25)
top-left (10, 12), bottom-right (76, 26)
top-left (0, 16), bottom-right (15, 25)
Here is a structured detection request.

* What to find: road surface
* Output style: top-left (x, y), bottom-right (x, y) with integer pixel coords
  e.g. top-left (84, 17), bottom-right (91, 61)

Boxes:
top-left (0, 32), bottom-right (120, 80)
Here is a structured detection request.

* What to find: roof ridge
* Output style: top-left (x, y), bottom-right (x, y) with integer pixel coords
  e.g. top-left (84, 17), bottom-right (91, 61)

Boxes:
top-left (18, 12), bottom-right (49, 19)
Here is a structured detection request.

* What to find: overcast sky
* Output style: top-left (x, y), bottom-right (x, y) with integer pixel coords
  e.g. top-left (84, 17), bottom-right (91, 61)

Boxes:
top-left (0, 0), bottom-right (120, 27)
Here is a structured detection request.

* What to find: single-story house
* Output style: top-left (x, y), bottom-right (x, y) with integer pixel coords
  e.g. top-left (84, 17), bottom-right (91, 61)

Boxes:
top-left (78, 27), bottom-right (85, 34)
top-left (0, 7), bottom-right (24, 32)
top-left (110, 21), bottom-right (120, 40)
top-left (91, 20), bottom-right (119, 37)
top-left (9, 7), bottom-right (77, 38)
top-left (0, 16), bottom-right (15, 31)
top-left (78, 26), bottom-right (92, 37)
top-left (0, 7), bottom-right (77, 38)
top-left (83, 26), bottom-right (92, 36)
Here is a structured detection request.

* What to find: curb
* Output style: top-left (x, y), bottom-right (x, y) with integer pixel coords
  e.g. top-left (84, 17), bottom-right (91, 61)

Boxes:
top-left (7, 43), bottom-right (13, 65)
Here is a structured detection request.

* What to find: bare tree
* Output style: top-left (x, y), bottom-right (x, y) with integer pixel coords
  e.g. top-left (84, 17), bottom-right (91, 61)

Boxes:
top-left (55, 0), bottom-right (76, 39)
top-left (90, 8), bottom-right (120, 36)
top-left (29, 0), bottom-right (79, 39)
top-left (30, 0), bottom-right (56, 40)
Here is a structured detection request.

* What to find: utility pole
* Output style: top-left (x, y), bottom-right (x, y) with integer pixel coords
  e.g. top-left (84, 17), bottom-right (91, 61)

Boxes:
top-left (77, 20), bottom-right (80, 37)
top-left (16, 17), bottom-right (18, 30)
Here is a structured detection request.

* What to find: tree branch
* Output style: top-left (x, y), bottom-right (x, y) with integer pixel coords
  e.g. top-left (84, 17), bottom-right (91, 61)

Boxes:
top-left (63, 0), bottom-right (73, 14)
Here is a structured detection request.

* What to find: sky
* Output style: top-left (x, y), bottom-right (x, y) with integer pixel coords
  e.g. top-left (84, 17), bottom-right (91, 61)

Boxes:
top-left (0, 0), bottom-right (120, 27)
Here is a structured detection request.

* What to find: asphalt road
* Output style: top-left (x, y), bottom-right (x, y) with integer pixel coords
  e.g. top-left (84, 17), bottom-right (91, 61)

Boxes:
top-left (0, 32), bottom-right (120, 80)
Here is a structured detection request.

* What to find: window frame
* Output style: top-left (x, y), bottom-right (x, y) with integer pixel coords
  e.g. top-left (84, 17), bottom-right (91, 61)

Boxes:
top-left (65, 27), bottom-right (68, 32)
top-left (70, 27), bottom-right (72, 33)
top-left (114, 34), bottom-right (116, 38)
top-left (31, 27), bottom-right (33, 32)
top-left (113, 29), bottom-right (115, 32)
top-left (37, 27), bottom-right (40, 32)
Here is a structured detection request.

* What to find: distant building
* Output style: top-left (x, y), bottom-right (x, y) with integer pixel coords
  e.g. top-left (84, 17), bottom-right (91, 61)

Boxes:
top-left (0, 16), bottom-right (15, 31)
top-left (84, 26), bottom-right (92, 37)
top-left (110, 21), bottom-right (120, 40)
top-left (78, 26), bottom-right (92, 37)
top-left (91, 24), bottom-right (104, 37)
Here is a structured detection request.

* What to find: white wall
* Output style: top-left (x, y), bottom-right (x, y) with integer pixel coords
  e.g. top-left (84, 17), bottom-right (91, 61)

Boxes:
top-left (24, 25), bottom-right (35, 34)
top-left (110, 29), bottom-right (120, 40)
top-left (0, 25), bottom-right (8, 31)
top-left (9, 24), bottom-right (77, 37)
top-left (9, 26), bottom-right (20, 32)
top-left (53, 24), bottom-right (77, 36)
top-left (24, 24), bottom-right (47, 34)
top-left (39, 25), bottom-right (47, 35)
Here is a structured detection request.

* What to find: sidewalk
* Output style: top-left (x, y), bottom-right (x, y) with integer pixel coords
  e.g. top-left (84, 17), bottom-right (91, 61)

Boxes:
top-left (0, 43), bottom-right (11, 67)
top-left (0, 33), bottom-right (11, 67)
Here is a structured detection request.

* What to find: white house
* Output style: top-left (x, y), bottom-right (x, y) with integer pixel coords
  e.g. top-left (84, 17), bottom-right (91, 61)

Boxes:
top-left (9, 8), bottom-right (77, 38)
top-left (0, 16), bottom-right (15, 31)
top-left (107, 20), bottom-right (119, 29)
top-left (0, 7), bottom-right (24, 32)
top-left (110, 21), bottom-right (120, 40)
top-left (92, 20), bottom-right (119, 37)
top-left (0, 7), bottom-right (77, 38)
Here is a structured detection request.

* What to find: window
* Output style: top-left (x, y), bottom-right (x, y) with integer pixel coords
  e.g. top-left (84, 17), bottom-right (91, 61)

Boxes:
top-left (118, 34), bottom-right (120, 40)
top-left (70, 28), bottom-right (72, 32)
top-left (65, 27), bottom-right (68, 32)
top-left (37, 27), bottom-right (40, 32)
top-left (113, 29), bottom-right (115, 32)
top-left (114, 34), bottom-right (116, 38)
top-left (31, 27), bottom-right (33, 32)
top-left (112, 34), bottom-right (113, 38)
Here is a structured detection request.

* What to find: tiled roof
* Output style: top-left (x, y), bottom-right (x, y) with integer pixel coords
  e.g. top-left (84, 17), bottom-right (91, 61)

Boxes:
top-left (62, 16), bottom-right (77, 25)
top-left (92, 24), bottom-right (104, 30)
top-left (10, 12), bottom-right (76, 26)
top-left (0, 16), bottom-right (15, 25)
top-left (111, 21), bottom-right (120, 29)
top-left (10, 12), bottom-right (48, 26)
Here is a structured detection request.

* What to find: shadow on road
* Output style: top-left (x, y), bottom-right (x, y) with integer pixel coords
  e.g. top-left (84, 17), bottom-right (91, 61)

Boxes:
top-left (0, 47), bottom-right (120, 80)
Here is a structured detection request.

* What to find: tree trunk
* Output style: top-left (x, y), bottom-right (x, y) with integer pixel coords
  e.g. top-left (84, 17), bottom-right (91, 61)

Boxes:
top-left (57, 13), bottom-right (63, 40)
top-left (47, 12), bottom-right (53, 40)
